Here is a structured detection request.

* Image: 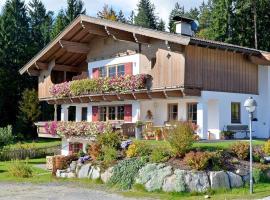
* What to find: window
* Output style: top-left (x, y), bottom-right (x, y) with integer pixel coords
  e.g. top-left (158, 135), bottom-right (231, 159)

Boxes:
top-left (187, 103), bottom-right (197, 124)
top-left (68, 106), bottom-right (76, 121)
top-left (99, 107), bottom-right (107, 121)
top-left (81, 107), bottom-right (88, 121)
top-left (231, 102), bottom-right (241, 123)
top-left (117, 106), bottom-right (125, 120)
top-left (99, 67), bottom-right (107, 77)
top-left (168, 104), bottom-right (178, 121)
top-left (109, 66), bottom-right (116, 77)
top-left (108, 106), bottom-right (116, 120)
top-left (69, 142), bottom-right (82, 154)
top-left (117, 65), bottom-right (125, 76)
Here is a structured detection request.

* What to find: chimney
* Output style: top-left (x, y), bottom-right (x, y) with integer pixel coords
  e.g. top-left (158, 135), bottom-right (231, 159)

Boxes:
top-left (173, 16), bottom-right (194, 36)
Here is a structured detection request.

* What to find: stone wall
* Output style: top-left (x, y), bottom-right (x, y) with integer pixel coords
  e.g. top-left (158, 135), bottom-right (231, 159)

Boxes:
top-left (55, 161), bottom-right (254, 193)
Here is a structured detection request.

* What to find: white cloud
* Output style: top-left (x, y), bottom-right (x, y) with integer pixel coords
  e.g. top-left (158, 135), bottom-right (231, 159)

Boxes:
top-left (1, 0), bottom-right (204, 26)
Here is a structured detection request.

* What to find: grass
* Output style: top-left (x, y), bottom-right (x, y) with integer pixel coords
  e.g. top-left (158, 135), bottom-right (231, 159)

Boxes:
top-left (138, 139), bottom-right (266, 151)
top-left (6, 138), bottom-right (61, 150)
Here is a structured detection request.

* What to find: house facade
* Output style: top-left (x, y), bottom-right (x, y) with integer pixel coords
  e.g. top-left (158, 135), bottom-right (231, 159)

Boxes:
top-left (20, 15), bottom-right (270, 155)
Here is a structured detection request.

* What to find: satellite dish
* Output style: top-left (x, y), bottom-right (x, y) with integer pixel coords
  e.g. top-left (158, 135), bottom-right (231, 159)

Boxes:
top-left (191, 20), bottom-right (199, 32)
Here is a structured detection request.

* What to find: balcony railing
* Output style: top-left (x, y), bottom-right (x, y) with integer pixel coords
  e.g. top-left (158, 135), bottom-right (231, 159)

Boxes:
top-left (49, 74), bottom-right (151, 98)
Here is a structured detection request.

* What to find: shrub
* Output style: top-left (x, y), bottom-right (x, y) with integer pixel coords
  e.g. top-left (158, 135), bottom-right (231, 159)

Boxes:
top-left (97, 131), bottom-right (121, 149)
top-left (253, 146), bottom-right (265, 162)
top-left (167, 121), bottom-right (195, 156)
top-left (184, 151), bottom-right (211, 170)
top-left (230, 142), bottom-right (249, 160)
top-left (0, 125), bottom-right (14, 149)
top-left (8, 159), bottom-right (33, 178)
top-left (253, 166), bottom-right (270, 183)
top-left (126, 141), bottom-right (152, 158)
top-left (150, 147), bottom-right (173, 163)
top-left (101, 146), bottom-right (118, 167)
top-left (263, 140), bottom-right (270, 156)
top-left (88, 143), bottom-right (101, 160)
top-left (108, 157), bottom-right (147, 190)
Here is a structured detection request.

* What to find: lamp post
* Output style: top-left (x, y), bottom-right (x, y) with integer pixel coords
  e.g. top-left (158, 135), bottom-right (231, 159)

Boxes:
top-left (244, 97), bottom-right (257, 194)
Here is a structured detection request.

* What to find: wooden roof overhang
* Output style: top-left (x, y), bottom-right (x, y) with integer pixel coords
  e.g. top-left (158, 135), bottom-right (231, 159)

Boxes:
top-left (19, 15), bottom-right (190, 76)
top-left (43, 87), bottom-right (201, 105)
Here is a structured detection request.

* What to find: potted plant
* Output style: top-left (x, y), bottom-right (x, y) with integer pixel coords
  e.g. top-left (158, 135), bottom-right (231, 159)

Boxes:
top-left (135, 121), bottom-right (144, 140)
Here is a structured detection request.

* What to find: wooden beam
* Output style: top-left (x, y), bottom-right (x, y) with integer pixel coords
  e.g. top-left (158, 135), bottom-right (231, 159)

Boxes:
top-left (27, 69), bottom-right (40, 76)
top-left (59, 40), bottom-right (90, 54)
top-left (150, 91), bottom-right (167, 99)
top-left (165, 90), bottom-right (183, 97)
top-left (118, 93), bottom-right (136, 100)
top-left (133, 92), bottom-right (151, 100)
top-left (105, 26), bottom-right (135, 42)
top-left (249, 55), bottom-right (270, 65)
top-left (36, 62), bottom-right (85, 73)
top-left (133, 33), bottom-right (150, 44)
top-left (183, 88), bottom-right (201, 96)
top-left (81, 21), bottom-right (108, 37)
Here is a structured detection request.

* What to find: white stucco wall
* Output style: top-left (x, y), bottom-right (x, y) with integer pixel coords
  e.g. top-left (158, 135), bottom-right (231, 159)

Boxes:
top-left (88, 54), bottom-right (140, 77)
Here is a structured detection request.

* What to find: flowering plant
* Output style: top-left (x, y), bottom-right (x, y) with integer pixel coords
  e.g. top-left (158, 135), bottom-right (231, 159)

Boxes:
top-left (44, 121), bottom-right (58, 136)
top-left (49, 74), bottom-right (150, 98)
top-left (56, 121), bottom-right (113, 139)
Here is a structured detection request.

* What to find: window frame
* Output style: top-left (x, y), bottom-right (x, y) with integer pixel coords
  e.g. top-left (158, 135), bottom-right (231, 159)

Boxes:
top-left (81, 107), bottom-right (88, 121)
top-left (168, 103), bottom-right (178, 121)
top-left (96, 63), bottom-right (128, 78)
top-left (98, 105), bottom-right (126, 121)
top-left (69, 142), bottom-right (82, 154)
top-left (231, 102), bottom-right (241, 124)
top-left (187, 103), bottom-right (198, 124)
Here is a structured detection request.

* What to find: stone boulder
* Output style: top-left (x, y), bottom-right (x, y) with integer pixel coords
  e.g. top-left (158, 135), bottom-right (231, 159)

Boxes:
top-left (136, 163), bottom-right (172, 191)
top-left (56, 169), bottom-right (66, 178)
top-left (70, 161), bottom-right (77, 172)
top-left (67, 172), bottom-right (76, 178)
top-left (77, 163), bottom-right (91, 178)
top-left (209, 171), bottom-right (230, 189)
top-left (88, 166), bottom-right (101, 180)
top-left (184, 171), bottom-right (210, 192)
top-left (227, 171), bottom-right (243, 188)
top-left (101, 167), bottom-right (114, 183)
top-left (162, 169), bottom-right (186, 192)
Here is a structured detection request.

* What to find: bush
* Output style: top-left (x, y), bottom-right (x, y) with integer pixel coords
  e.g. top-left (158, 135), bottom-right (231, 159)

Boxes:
top-left (184, 151), bottom-right (211, 170)
top-left (253, 167), bottom-right (270, 183)
top-left (167, 121), bottom-right (195, 156)
top-left (126, 141), bottom-right (152, 158)
top-left (101, 146), bottom-right (118, 167)
top-left (8, 159), bottom-right (33, 178)
top-left (230, 142), bottom-right (249, 160)
top-left (108, 157), bottom-right (147, 190)
top-left (0, 125), bottom-right (14, 149)
top-left (97, 131), bottom-right (121, 149)
top-left (253, 146), bottom-right (265, 162)
top-left (88, 143), bottom-right (101, 160)
top-left (150, 147), bottom-right (173, 163)
top-left (70, 79), bottom-right (99, 96)
top-left (263, 140), bottom-right (270, 156)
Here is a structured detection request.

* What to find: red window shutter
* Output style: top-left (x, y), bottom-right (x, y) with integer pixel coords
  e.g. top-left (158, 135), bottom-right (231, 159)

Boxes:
top-left (124, 104), bottom-right (132, 122)
top-left (124, 62), bottom-right (133, 75)
top-left (69, 143), bottom-right (73, 154)
top-left (92, 68), bottom-right (99, 79)
top-left (92, 106), bottom-right (99, 122)
top-left (79, 143), bottom-right (83, 151)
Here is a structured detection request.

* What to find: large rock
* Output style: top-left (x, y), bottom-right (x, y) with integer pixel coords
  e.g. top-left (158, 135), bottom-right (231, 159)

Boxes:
top-left (162, 169), bottom-right (186, 192)
top-left (227, 171), bottom-right (243, 188)
top-left (136, 163), bottom-right (172, 191)
top-left (184, 171), bottom-right (210, 192)
top-left (89, 166), bottom-right (101, 180)
top-left (70, 161), bottom-right (77, 172)
top-left (67, 172), bottom-right (76, 178)
top-left (77, 163), bottom-right (91, 178)
top-left (209, 171), bottom-right (230, 189)
top-left (56, 169), bottom-right (66, 178)
top-left (101, 167), bottom-right (114, 183)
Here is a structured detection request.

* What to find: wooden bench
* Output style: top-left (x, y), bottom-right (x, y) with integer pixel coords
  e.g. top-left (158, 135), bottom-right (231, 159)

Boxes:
top-left (227, 125), bottom-right (249, 138)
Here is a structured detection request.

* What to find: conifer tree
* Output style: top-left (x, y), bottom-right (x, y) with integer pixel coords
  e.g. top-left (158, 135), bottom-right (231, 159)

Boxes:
top-left (117, 10), bottom-right (127, 23)
top-left (134, 0), bottom-right (157, 29)
top-left (128, 10), bottom-right (135, 24)
top-left (50, 9), bottom-right (66, 39)
top-left (64, 0), bottom-right (86, 24)
top-left (157, 19), bottom-right (165, 31)
top-left (168, 2), bottom-right (185, 33)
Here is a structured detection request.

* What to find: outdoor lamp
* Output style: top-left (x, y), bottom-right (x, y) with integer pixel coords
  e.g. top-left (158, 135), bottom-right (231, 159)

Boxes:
top-left (244, 97), bottom-right (257, 195)
top-left (244, 97), bottom-right (257, 113)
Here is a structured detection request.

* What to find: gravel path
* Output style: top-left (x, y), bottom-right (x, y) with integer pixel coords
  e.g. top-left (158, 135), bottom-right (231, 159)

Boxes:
top-left (0, 182), bottom-right (149, 200)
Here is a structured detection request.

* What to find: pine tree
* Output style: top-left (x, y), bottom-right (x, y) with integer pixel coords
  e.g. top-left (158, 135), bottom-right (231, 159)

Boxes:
top-left (97, 4), bottom-right (117, 21)
top-left (64, 0), bottom-right (86, 25)
top-left (128, 11), bottom-right (135, 24)
top-left (134, 0), bottom-right (157, 29)
top-left (185, 7), bottom-right (200, 20)
top-left (0, 0), bottom-right (35, 128)
top-left (28, 0), bottom-right (53, 51)
top-left (50, 9), bottom-right (66, 39)
top-left (117, 10), bottom-right (127, 23)
top-left (168, 2), bottom-right (185, 33)
top-left (196, 0), bottom-right (213, 39)
top-left (157, 19), bottom-right (165, 31)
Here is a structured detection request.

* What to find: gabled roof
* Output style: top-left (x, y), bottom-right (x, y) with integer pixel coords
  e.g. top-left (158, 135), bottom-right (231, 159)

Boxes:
top-left (19, 15), bottom-right (270, 75)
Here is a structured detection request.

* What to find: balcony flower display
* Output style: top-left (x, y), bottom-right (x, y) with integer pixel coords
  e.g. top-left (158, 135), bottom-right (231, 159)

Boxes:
top-left (44, 121), bottom-right (58, 136)
top-left (56, 121), bottom-right (113, 139)
top-left (49, 74), bottom-right (150, 98)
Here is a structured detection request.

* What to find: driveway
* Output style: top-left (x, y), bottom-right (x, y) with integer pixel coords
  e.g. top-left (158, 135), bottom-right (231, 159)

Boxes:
top-left (0, 182), bottom-right (149, 200)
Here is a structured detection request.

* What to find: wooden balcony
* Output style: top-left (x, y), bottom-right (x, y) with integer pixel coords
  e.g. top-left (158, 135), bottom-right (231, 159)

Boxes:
top-left (35, 122), bottom-right (60, 139)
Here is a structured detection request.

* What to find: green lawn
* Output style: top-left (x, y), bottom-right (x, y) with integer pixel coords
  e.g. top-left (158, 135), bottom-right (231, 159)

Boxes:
top-left (138, 139), bottom-right (266, 151)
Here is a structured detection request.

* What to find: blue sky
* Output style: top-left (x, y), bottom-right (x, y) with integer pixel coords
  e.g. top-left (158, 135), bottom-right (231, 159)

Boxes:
top-left (0, 0), bottom-right (204, 25)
